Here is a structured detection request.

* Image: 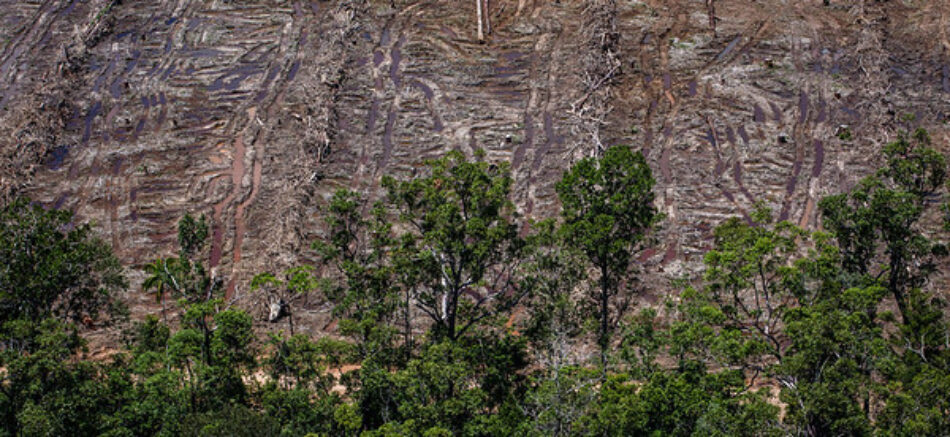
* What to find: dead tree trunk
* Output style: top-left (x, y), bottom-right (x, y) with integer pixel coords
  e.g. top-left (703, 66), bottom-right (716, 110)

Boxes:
top-left (476, 0), bottom-right (485, 42)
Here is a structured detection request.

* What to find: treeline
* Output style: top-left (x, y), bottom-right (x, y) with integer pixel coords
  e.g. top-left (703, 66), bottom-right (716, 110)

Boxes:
top-left (3, 131), bottom-right (950, 436)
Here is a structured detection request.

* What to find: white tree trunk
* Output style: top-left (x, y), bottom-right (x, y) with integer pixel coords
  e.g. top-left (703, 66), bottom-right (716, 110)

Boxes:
top-left (476, 0), bottom-right (484, 42)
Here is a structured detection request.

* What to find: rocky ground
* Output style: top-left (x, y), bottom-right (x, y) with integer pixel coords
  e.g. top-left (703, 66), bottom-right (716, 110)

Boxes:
top-left (1, 0), bottom-right (948, 342)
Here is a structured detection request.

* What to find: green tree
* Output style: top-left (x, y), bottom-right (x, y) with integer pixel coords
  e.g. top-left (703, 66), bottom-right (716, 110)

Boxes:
top-left (819, 129), bottom-right (946, 326)
top-left (581, 361), bottom-right (781, 436)
top-left (555, 145), bottom-right (658, 373)
top-left (383, 150), bottom-right (527, 342)
top-left (777, 284), bottom-right (889, 436)
top-left (0, 197), bottom-right (126, 334)
top-left (0, 319), bottom-right (126, 435)
top-left (815, 130), bottom-right (950, 433)
top-left (518, 219), bottom-right (595, 437)
top-left (695, 206), bottom-right (807, 372)
top-left (313, 189), bottom-right (402, 363)
top-left (177, 213), bottom-right (209, 259)
top-left (143, 213), bottom-right (220, 326)
top-left (359, 334), bottom-right (529, 436)
top-left (673, 205), bottom-right (903, 435)
top-left (142, 258), bottom-right (178, 323)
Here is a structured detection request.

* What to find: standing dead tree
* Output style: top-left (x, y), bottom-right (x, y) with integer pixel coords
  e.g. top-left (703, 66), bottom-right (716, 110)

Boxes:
top-left (475, 0), bottom-right (491, 42)
top-left (566, 0), bottom-right (621, 159)
top-left (476, 0), bottom-right (485, 42)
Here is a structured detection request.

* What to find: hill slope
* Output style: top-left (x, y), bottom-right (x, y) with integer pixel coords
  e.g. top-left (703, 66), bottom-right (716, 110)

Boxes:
top-left (1, 0), bottom-right (948, 331)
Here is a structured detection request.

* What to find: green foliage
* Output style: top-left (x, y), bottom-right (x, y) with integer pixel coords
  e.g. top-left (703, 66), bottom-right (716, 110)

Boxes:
top-left (0, 197), bottom-right (126, 335)
top-left (556, 146), bottom-right (657, 272)
top-left (556, 145), bottom-right (658, 371)
top-left (357, 335), bottom-right (529, 435)
top-left (582, 365), bottom-right (781, 436)
top-left (819, 129), bottom-right (947, 324)
top-left (126, 315), bottom-right (170, 354)
top-left (695, 205), bottom-right (807, 366)
top-left (263, 333), bottom-right (349, 391)
top-left (519, 365), bottom-right (600, 436)
top-left (383, 150), bottom-right (526, 342)
top-left (522, 219), bottom-right (588, 349)
top-left (11, 142), bottom-right (950, 436)
top-left (312, 189), bottom-right (402, 362)
top-left (177, 213), bottom-right (209, 259)
top-left (0, 319), bottom-right (108, 435)
top-left (143, 214), bottom-right (220, 320)
top-left (178, 405), bottom-right (279, 437)
top-left (252, 265), bottom-right (320, 335)
top-left (778, 285), bottom-right (889, 435)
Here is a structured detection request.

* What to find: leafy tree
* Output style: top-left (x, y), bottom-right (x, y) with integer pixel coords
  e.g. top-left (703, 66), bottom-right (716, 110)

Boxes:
top-left (581, 362), bottom-right (781, 436)
top-left (358, 335), bottom-right (529, 436)
top-left (0, 197), bottom-right (126, 335)
top-left (519, 365), bottom-right (599, 437)
top-left (694, 206), bottom-right (807, 373)
top-left (261, 332), bottom-right (349, 392)
top-left (313, 189), bottom-right (402, 363)
top-left (777, 284), bottom-right (889, 436)
top-left (594, 301), bottom-right (784, 437)
top-left (0, 319), bottom-right (118, 435)
top-left (555, 145), bottom-right (658, 373)
top-left (178, 404), bottom-right (279, 437)
top-left (517, 220), bottom-right (596, 437)
top-left (816, 130), bottom-right (950, 432)
top-left (0, 198), bottom-right (129, 435)
top-left (177, 213), bottom-right (209, 259)
top-left (383, 150), bottom-right (527, 342)
top-left (15, 146), bottom-right (950, 437)
top-left (666, 205), bottom-right (869, 435)
top-left (161, 303), bottom-right (256, 413)
top-left (819, 129), bottom-right (947, 326)
top-left (522, 219), bottom-right (588, 354)
top-left (143, 213), bottom-right (220, 322)
top-left (671, 200), bottom-right (942, 435)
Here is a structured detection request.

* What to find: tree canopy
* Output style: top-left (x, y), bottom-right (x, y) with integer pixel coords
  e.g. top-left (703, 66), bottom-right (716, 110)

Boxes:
top-left (5, 132), bottom-right (950, 436)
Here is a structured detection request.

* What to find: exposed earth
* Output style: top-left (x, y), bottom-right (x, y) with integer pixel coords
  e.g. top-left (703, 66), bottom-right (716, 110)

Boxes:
top-left (1, 0), bottom-right (949, 339)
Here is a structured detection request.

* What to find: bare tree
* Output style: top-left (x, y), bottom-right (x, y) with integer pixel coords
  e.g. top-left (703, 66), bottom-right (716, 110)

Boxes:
top-left (476, 0), bottom-right (485, 42)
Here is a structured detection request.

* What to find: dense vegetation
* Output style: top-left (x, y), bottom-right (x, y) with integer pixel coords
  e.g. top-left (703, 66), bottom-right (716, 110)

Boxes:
top-left (3, 132), bottom-right (950, 436)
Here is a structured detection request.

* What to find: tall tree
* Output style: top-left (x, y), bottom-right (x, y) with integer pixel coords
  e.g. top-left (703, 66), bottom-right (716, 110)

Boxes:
top-left (819, 129), bottom-right (947, 326)
top-left (698, 206), bottom-right (807, 370)
top-left (383, 150), bottom-right (527, 343)
top-left (143, 258), bottom-right (177, 323)
top-left (555, 145), bottom-right (658, 373)
top-left (313, 189), bottom-right (402, 362)
top-left (519, 219), bottom-right (594, 437)
top-left (0, 198), bottom-right (128, 434)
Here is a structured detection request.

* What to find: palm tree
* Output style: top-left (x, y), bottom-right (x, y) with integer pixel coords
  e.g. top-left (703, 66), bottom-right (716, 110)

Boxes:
top-left (143, 258), bottom-right (181, 323)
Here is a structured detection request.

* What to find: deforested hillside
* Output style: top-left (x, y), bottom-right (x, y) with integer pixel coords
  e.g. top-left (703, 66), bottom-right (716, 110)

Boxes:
top-left (1, 0), bottom-right (948, 330)
top-left (6, 2), bottom-right (950, 434)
